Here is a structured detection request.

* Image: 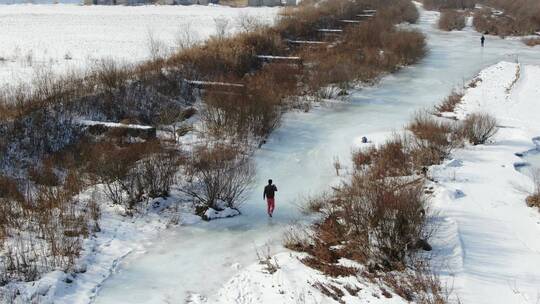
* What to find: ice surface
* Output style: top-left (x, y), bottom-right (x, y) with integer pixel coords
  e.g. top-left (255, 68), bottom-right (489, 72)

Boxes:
top-left (91, 6), bottom-right (540, 304)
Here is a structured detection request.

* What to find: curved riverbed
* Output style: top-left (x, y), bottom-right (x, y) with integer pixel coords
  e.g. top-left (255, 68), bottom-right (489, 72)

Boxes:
top-left (94, 6), bottom-right (540, 304)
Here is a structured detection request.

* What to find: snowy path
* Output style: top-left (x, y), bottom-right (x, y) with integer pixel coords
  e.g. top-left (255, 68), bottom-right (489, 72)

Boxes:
top-left (93, 7), bottom-right (540, 304)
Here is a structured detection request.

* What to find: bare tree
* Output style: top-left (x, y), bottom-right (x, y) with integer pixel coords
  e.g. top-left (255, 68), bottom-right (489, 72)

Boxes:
top-left (183, 144), bottom-right (255, 211)
top-left (175, 22), bottom-right (200, 51)
top-left (237, 12), bottom-right (261, 33)
top-left (462, 112), bottom-right (498, 145)
top-left (213, 17), bottom-right (230, 40)
top-left (147, 29), bottom-right (168, 61)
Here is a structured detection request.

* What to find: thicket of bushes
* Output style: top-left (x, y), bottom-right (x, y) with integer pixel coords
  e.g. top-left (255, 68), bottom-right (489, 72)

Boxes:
top-left (285, 92), bottom-right (499, 302)
top-left (474, 0), bottom-right (540, 36)
top-left (435, 90), bottom-right (463, 113)
top-left (183, 144), bottom-right (254, 213)
top-left (439, 10), bottom-right (467, 31)
top-left (422, 0), bottom-right (476, 10)
top-left (0, 171), bottom-right (98, 283)
top-left (89, 140), bottom-right (182, 211)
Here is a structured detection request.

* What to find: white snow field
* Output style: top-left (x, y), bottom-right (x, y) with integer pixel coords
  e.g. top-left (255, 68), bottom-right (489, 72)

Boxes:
top-left (91, 5), bottom-right (540, 304)
top-left (0, 4), bottom-right (278, 87)
top-left (426, 61), bottom-right (540, 304)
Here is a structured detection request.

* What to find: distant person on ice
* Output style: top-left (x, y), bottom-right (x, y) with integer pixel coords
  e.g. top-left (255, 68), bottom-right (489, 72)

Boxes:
top-left (481, 35), bottom-right (485, 47)
top-left (263, 179), bottom-right (278, 217)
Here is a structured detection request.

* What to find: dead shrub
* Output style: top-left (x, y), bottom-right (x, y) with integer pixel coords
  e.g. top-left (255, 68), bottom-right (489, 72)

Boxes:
top-left (341, 172), bottom-right (429, 271)
top-left (201, 63), bottom-right (294, 140)
top-left (89, 141), bottom-right (180, 209)
top-left (255, 245), bottom-right (280, 274)
top-left (0, 171), bottom-right (94, 283)
top-left (382, 261), bottom-right (451, 304)
top-left (408, 112), bottom-right (459, 167)
top-left (138, 150), bottom-right (183, 198)
top-left (89, 142), bottom-right (144, 208)
top-left (527, 193), bottom-right (540, 209)
top-left (183, 144), bottom-right (255, 212)
top-left (435, 90), bottom-right (463, 113)
top-left (283, 224), bottom-right (312, 252)
top-left (352, 146), bottom-right (377, 170)
top-left (524, 38), bottom-right (540, 47)
top-left (461, 112), bottom-right (498, 145)
top-left (370, 136), bottom-right (412, 178)
top-left (378, 0), bottom-right (420, 24)
top-left (439, 10), bottom-right (466, 31)
top-left (526, 173), bottom-right (540, 210)
top-left (300, 193), bottom-right (332, 215)
top-left (290, 169), bottom-right (431, 275)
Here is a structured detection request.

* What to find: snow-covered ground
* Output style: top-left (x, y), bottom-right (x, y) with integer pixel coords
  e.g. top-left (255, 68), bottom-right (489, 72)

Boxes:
top-left (200, 64), bottom-right (540, 304)
top-left (0, 4), bottom-right (278, 87)
top-left (92, 5), bottom-right (540, 304)
top-left (213, 252), bottom-right (408, 304)
top-left (428, 62), bottom-right (540, 304)
top-left (3, 3), bottom-right (540, 304)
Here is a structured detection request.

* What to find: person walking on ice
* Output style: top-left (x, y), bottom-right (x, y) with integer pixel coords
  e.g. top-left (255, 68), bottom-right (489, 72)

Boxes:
top-left (481, 34), bottom-right (485, 47)
top-left (263, 179), bottom-right (278, 217)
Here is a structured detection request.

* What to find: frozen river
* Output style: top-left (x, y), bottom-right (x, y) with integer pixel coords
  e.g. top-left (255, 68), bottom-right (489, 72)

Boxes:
top-left (94, 6), bottom-right (540, 304)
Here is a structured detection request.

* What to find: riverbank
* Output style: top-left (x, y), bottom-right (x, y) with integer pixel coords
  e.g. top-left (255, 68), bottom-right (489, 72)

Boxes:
top-left (214, 61), bottom-right (540, 304)
top-left (431, 61), bottom-right (540, 303)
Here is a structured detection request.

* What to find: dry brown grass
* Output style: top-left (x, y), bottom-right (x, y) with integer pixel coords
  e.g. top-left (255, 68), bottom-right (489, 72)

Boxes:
top-left (0, 170), bottom-right (93, 282)
top-left (483, 0), bottom-right (540, 35)
top-left (169, 27), bottom-right (286, 80)
top-left (435, 90), bottom-right (463, 113)
top-left (422, 0), bottom-right (476, 10)
top-left (461, 112), bottom-right (498, 145)
top-left (526, 174), bottom-right (540, 210)
top-left (408, 112), bottom-right (459, 167)
top-left (382, 261), bottom-right (451, 304)
top-left (527, 193), bottom-right (540, 209)
top-left (474, 0), bottom-right (540, 37)
top-left (524, 37), bottom-right (540, 47)
top-left (438, 10), bottom-right (467, 31)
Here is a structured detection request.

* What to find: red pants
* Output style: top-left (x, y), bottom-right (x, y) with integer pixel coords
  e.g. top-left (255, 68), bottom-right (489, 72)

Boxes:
top-left (267, 198), bottom-right (275, 215)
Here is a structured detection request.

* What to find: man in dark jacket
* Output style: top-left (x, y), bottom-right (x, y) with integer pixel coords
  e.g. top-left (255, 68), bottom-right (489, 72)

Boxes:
top-left (263, 179), bottom-right (278, 217)
top-left (481, 35), bottom-right (485, 47)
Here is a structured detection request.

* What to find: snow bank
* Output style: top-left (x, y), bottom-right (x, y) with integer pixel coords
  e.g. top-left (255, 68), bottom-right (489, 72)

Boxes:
top-left (0, 189), bottom-right (201, 304)
top-left (429, 62), bottom-right (540, 304)
top-left (204, 207), bottom-right (241, 220)
top-left (209, 252), bottom-right (407, 304)
top-left (79, 120), bottom-right (154, 130)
